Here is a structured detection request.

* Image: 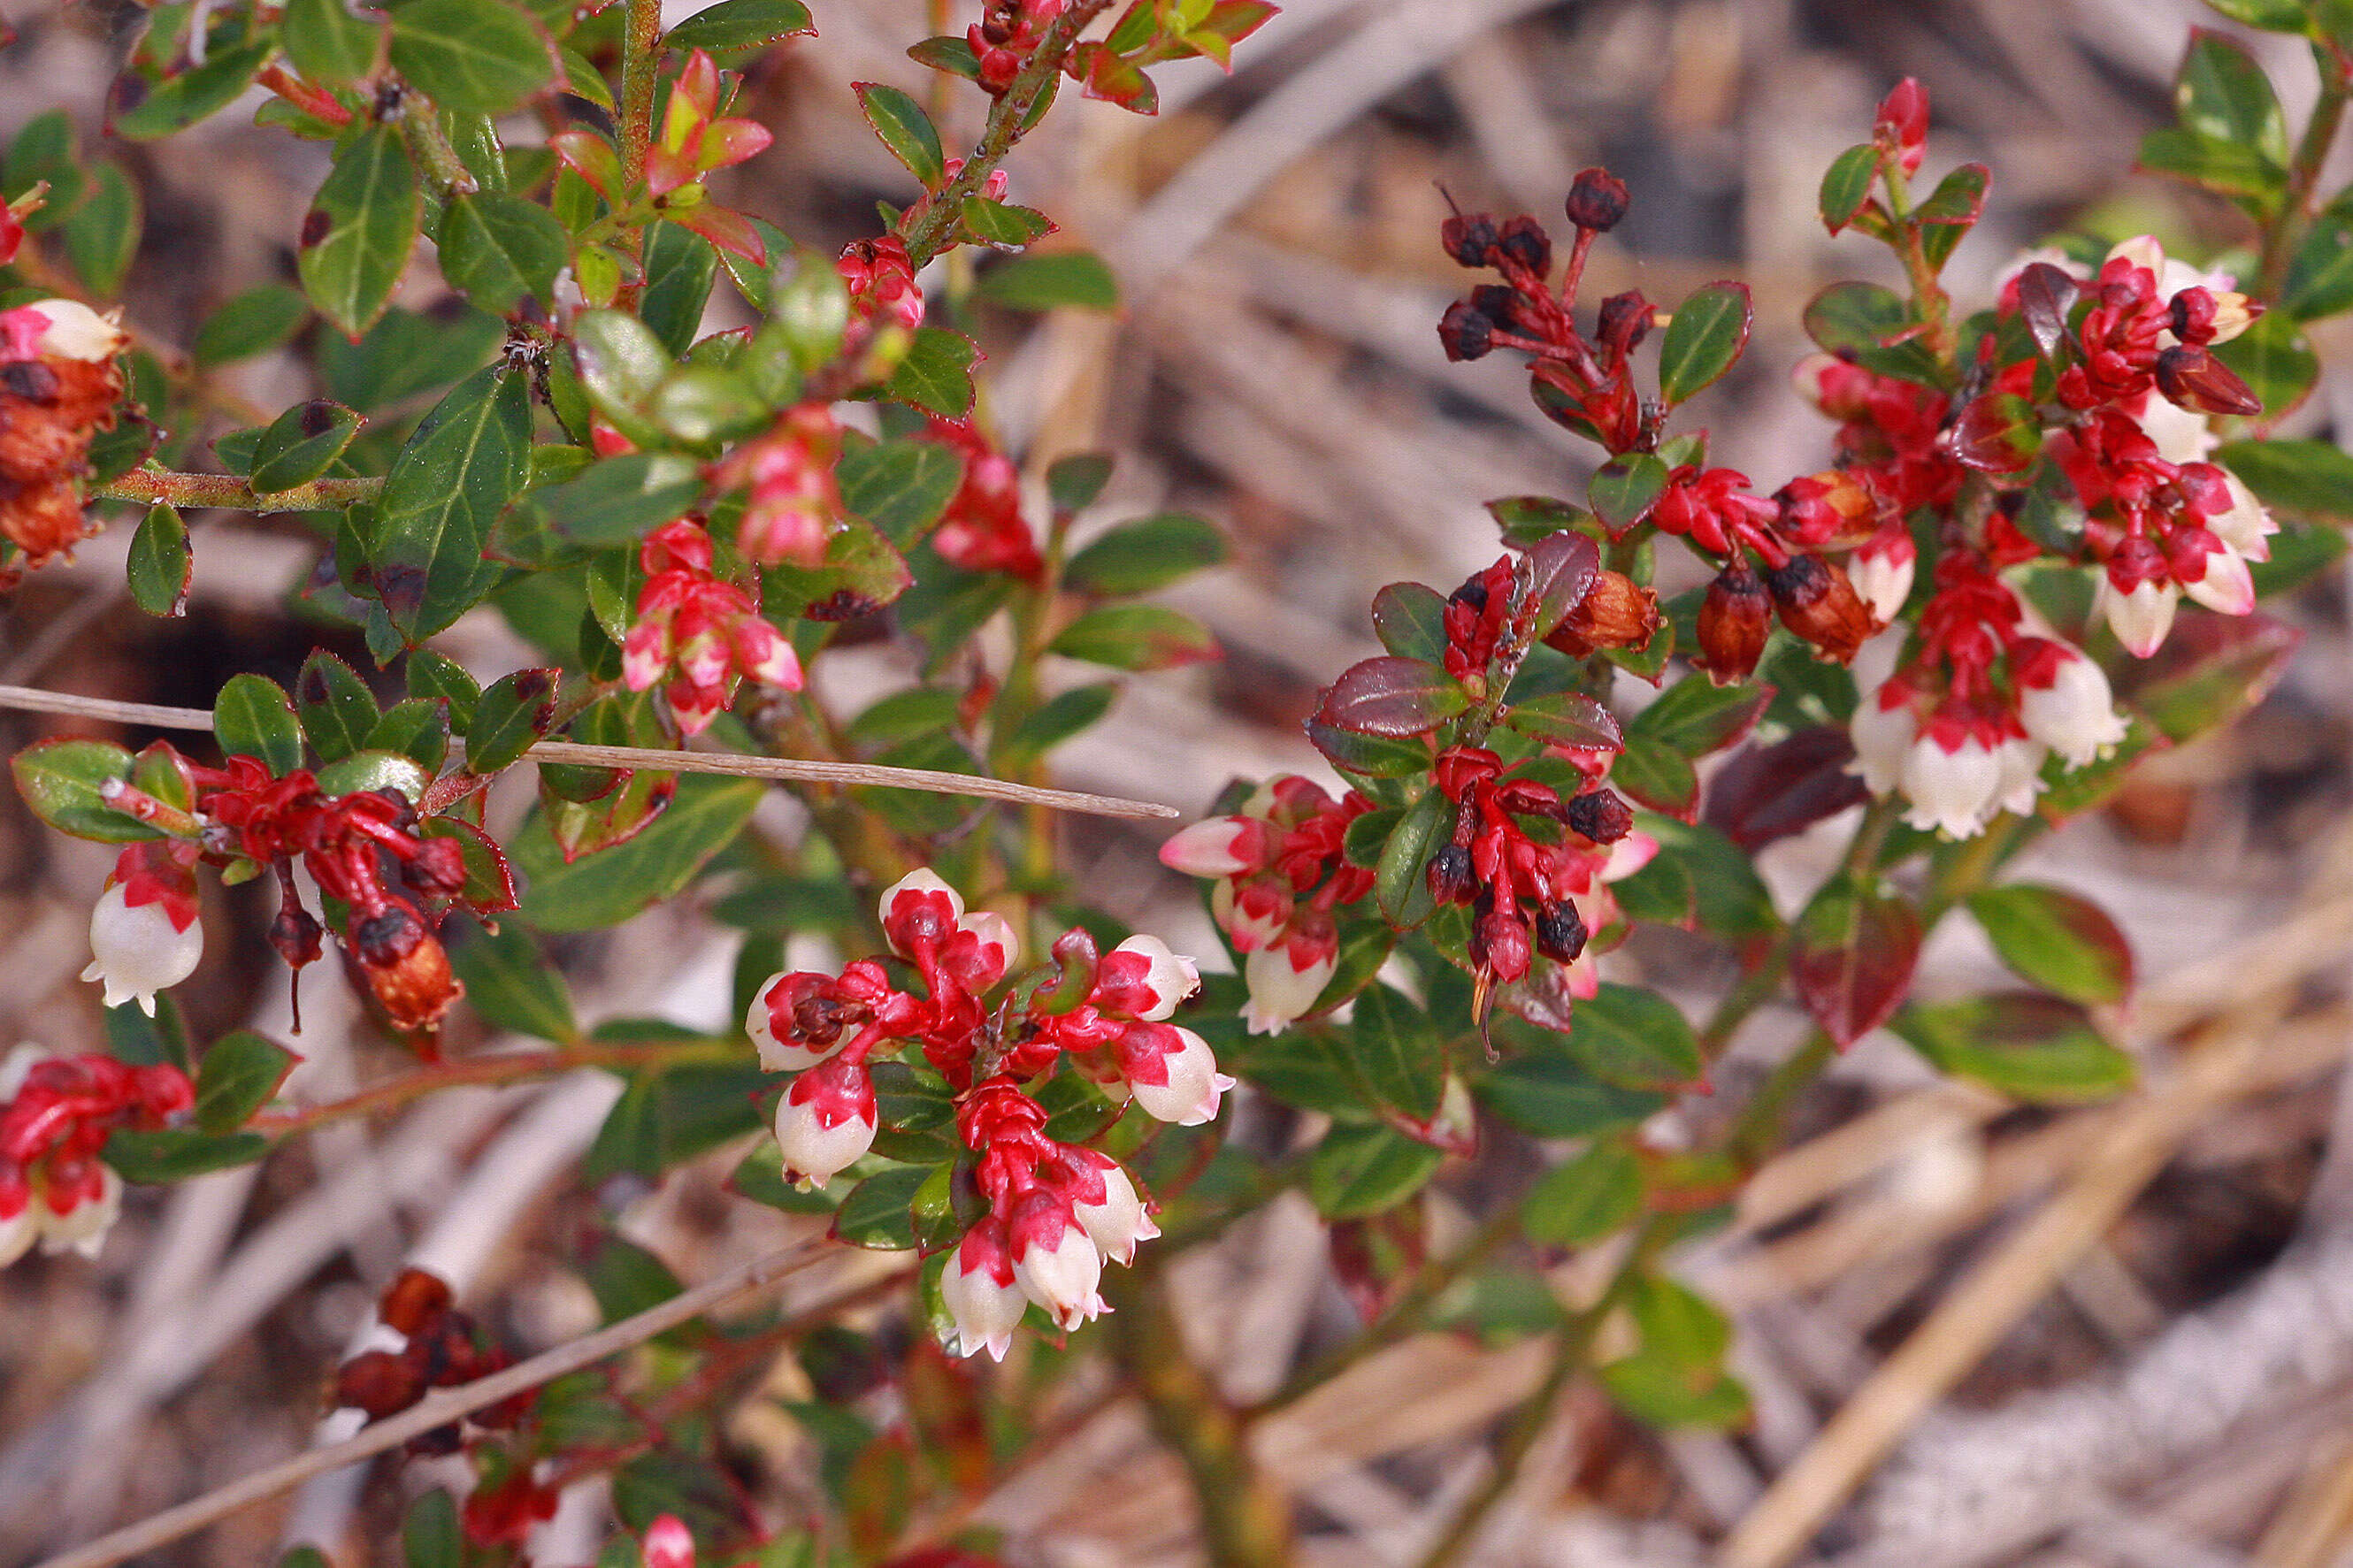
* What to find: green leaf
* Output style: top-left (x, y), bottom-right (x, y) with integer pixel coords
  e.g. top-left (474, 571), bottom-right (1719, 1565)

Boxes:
top-left (1352, 984), bottom-right (1445, 1120)
top-left (977, 250), bottom-right (1119, 311)
top-left (833, 1165), bottom-right (927, 1250)
top-left (1523, 1141), bottom-right (1643, 1245)
top-left (2175, 30), bottom-right (2288, 167)
top-left (370, 364), bottom-right (534, 642)
top-left (887, 326), bottom-right (977, 417)
top-left (1047, 452), bottom-right (1115, 513)
top-left (663, 0), bottom-right (816, 50)
top-left (1917, 163), bottom-right (1990, 270)
top-left (1818, 142), bottom-right (1879, 233)
top-left (908, 33), bottom-right (982, 79)
top-left (1063, 513), bottom-right (1225, 596)
top-left (467, 667), bottom-right (560, 775)
top-left (855, 82), bottom-right (944, 187)
top-left (1892, 993), bottom-right (2135, 1104)
top-left (1309, 1124), bottom-right (1444, 1219)
top-left (295, 650), bottom-right (379, 762)
top-left (999, 683), bottom-right (1115, 765)
top-left (517, 774), bottom-right (763, 930)
top-left (730, 1141), bottom-right (842, 1213)
top-left (297, 125), bottom-right (422, 340)
top-left (1600, 1276), bottom-right (1750, 1429)
top-left (1802, 280), bottom-right (1945, 384)
top-left (4, 110), bottom-right (86, 228)
top-left (112, 33), bottom-right (273, 140)
top-left (440, 192), bottom-right (570, 315)
top-left (1966, 883), bottom-right (2134, 1006)
top-left (319, 302), bottom-right (505, 411)
top-left (215, 674), bottom-right (304, 776)
top-left (1371, 582), bottom-right (1447, 663)
top-left (961, 196), bottom-right (1054, 247)
top-left (837, 438), bottom-right (962, 546)
top-left (528, 451), bottom-right (705, 547)
top-left (641, 219), bottom-right (719, 358)
top-left (314, 748), bottom-right (431, 801)
top-left (1588, 452), bottom-right (1669, 533)
top-left (62, 163), bottom-right (141, 296)
top-left (194, 285), bottom-right (310, 368)
top-left (126, 504), bottom-right (190, 618)
top-left (1049, 604), bottom-right (1218, 669)
top-left (1475, 1044), bottom-right (1665, 1139)
top-left (1374, 784), bottom-right (1452, 928)
top-left (583, 1056), bottom-right (768, 1176)
top-left (1656, 281), bottom-right (1751, 406)
top-left (2213, 439), bottom-right (2353, 519)
top-left (1505, 691), bottom-right (1623, 753)
top-left (2285, 207), bottom-right (2353, 320)
top-left (250, 400), bottom-right (363, 493)
top-left (389, 0), bottom-right (556, 114)
top-left (2137, 126), bottom-right (2285, 203)
top-left (285, 0), bottom-right (382, 84)
top-left (1609, 733), bottom-right (1698, 818)
top-left (2203, 0), bottom-right (2313, 27)
top-left (403, 1489), bottom-right (463, 1568)
top-left (1628, 674), bottom-right (1771, 758)
top-left (1566, 983), bottom-right (1701, 1092)
top-left (12, 738), bottom-right (148, 843)
top-left (194, 1029), bottom-right (298, 1135)
top-left (103, 1127), bottom-right (271, 1182)
top-left (586, 1236), bottom-right (683, 1324)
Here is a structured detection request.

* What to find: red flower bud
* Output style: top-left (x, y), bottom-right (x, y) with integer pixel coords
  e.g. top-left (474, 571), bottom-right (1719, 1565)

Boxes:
top-left (1564, 167), bottom-right (1630, 233)
top-left (378, 1266), bottom-right (454, 1336)
top-left (1695, 563), bottom-right (1772, 685)
top-left (1765, 554), bottom-right (1874, 665)
top-left (1875, 78), bottom-right (1928, 175)
top-left (2154, 345), bottom-right (2262, 417)
top-left (333, 1350), bottom-right (425, 1419)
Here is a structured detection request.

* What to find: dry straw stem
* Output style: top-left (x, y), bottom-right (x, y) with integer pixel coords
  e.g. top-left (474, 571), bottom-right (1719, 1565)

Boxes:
top-left (33, 1239), bottom-right (832, 1568)
top-left (0, 683), bottom-right (1176, 821)
top-left (1718, 990), bottom-right (2291, 1568)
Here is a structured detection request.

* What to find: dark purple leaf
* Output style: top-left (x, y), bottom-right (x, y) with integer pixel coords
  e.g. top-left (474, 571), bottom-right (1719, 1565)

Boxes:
top-left (1316, 656), bottom-right (1469, 738)
top-left (1703, 728), bottom-right (1872, 850)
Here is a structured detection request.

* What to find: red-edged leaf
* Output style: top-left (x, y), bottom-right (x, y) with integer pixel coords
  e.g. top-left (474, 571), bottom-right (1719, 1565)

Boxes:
top-left (549, 128), bottom-right (623, 198)
top-left (1610, 733), bottom-right (1698, 820)
top-left (1790, 872), bottom-right (1920, 1048)
top-left (421, 816), bottom-right (519, 915)
top-left (1966, 883), bottom-right (2135, 1006)
top-left (1628, 675), bottom-right (1772, 758)
top-left (1703, 728), bottom-right (1871, 850)
top-left (670, 203), bottom-right (766, 265)
top-left (1317, 656), bottom-right (1468, 738)
top-left (1523, 528), bottom-right (1600, 639)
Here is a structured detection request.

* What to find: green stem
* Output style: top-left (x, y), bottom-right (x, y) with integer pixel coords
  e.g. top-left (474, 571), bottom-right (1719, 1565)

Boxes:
top-left (615, 0), bottom-right (666, 308)
top-left (900, 0), bottom-right (1115, 270)
top-left (2257, 69), bottom-right (2349, 302)
top-left (96, 467), bottom-right (384, 514)
top-left (399, 103), bottom-right (477, 198)
top-left (1878, 158), bottom-right (1955, 360)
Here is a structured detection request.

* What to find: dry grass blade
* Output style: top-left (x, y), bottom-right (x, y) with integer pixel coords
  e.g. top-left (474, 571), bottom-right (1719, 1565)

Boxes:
top-left (0, 684), bottom-right (1176, 820)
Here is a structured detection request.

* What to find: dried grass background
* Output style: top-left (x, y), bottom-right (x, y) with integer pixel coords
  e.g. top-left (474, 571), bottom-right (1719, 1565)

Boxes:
top-left (6, 0), bottom-right (2353, 1564)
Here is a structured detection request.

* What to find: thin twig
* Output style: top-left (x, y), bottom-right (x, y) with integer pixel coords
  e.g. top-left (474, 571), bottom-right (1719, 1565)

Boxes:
top-left (0, 683), bottom-right (1177, 821)
top-left (94, 469), bottom-right (384, 515)
top-left (32, 1240), bottom-right (832, 1568)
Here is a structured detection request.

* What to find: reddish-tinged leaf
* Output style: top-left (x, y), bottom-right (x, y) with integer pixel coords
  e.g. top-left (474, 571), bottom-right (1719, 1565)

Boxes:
top-left (1703, 728), bottom-right (1871, 850)
top-left (1317, 656), bottom-right (1468, 738)
top-left (671, 203), bottom-right (766, 265)
top-left (2017, 263), bottom-right (2081, 360)
top-left (697, 119), bottom-right (772, 171)
top-left (1952, 392), bottom-right (2041, 473)
top-left (420, 816), bottom-right (520, 915)
top-left (549, 128), bottom-right (623, 198)
top-left (1523, 529), bottom-right (1600, 639)
top-left (1791, 873), bottom-right (1920, 1048)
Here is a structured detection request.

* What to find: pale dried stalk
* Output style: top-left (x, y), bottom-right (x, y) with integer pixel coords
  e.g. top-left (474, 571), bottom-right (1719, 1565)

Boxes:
top-left (33, 1239), bottom-right (831, 1568)
top-left (0, 683), bottom-right (1176, 821)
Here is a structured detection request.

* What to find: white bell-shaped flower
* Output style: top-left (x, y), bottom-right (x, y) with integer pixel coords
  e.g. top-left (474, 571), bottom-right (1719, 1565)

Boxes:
top-left (82, 883), bottom-right (203, 1017)
top-left (1131, 1026), bottom-right (1234, 1126)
